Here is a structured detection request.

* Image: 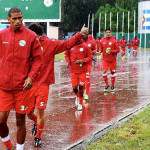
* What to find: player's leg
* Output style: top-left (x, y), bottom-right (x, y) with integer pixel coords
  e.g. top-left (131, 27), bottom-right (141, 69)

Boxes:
top-left (16, 113), bottom-right (26, 150)
top-left (71, 73), bottom-right (79, 106)
top-left (102, 61), bottom-right (109, 91)
top-left (110, 61), bottom-right (116, 92)
top-left (0, 111), bottom-right (14, 150)
top-left (15, 89), bottom-right (35, 150)
top-left (0, 89), bottom-right (14, 150)
top-left (85, 64), bottom-right (92, 100)
top-left (31, 85), bottom-right (49, 147)
top-left (78, 73), bottom-right (86, 110)
top-left (34, 109), bottom-right (45, 147)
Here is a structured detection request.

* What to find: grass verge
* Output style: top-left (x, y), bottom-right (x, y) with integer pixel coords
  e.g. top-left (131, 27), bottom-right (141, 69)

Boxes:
top-left (85, 106), bottom-right (150, 150)
top-left (55, 52), bottom-right (65, 61)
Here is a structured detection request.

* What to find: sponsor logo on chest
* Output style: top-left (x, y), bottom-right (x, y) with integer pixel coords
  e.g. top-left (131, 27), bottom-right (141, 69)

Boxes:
top-left (80, 48), bottom-right (84, 51)
top-left (19, 40), bottom-right (26, 47)
top-left (109, 42), bottom-right (112, 45)
top-left (88, 44), bottom-right (91, 47)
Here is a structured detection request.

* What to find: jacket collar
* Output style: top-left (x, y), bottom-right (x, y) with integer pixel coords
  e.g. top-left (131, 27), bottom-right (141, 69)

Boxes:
top-left (9, 24), bottom-right (25, 32)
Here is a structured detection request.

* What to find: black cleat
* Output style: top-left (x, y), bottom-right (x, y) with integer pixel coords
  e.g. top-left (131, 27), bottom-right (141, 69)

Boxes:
top-left (34, 137), bottom-right (42, 147)
top-left (104, 86), bottom-right (109, 92)
top-left (111, 86), bottom-right (115, 92)
top-left (32, 123), bottom-right (37, 136)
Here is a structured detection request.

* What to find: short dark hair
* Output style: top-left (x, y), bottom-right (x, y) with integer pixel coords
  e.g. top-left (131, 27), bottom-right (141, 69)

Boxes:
top-left (28, 23), bottom-right (44, 35)
top-left (8, 7), bottom-right (22, 17)
top-left (105, 29), bottom-right (111, 32)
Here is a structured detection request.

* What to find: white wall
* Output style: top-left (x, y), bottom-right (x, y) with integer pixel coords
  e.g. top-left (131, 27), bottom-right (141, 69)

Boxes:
top-left (138, 1), bottom-right (150, 33)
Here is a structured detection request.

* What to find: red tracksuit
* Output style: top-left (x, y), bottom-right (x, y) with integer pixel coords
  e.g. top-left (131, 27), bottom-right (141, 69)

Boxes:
top-left (131, 38), bottom-right (140, 57)
top-left (0, 24), bottom-right (43, 113)
top-left (100, 36), bottom-right (120, 87)
top-left (119, 38), bottom-right (127, 57)
top-left (65, 40), bottom-right (93, 104)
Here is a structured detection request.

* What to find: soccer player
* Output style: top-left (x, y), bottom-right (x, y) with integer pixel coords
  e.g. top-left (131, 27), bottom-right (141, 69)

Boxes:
top-left (127, 41), bottom-right (131, 55)
top-left (131, 36), bottom-right (140, 57)
top-left (84, 34), bottom-right (96, 100)
top-left (65, 39), bottom-right (93, 111)
top-left (100, 29), bottom-right (120, 92)
top-left (27, 23), bottom-right (88, 147)
top-left (119, 36), bottom-right (127, 60)
top-left (0, 8), bottom-right (43, 150)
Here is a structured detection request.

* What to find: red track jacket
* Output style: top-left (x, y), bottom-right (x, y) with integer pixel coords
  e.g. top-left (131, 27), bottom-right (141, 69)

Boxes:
top-left (65, 40), bottom-right (93, 74)
top-left (100, 37), bottom-right (120, 62)
top-left (131, 38), bottom-right (140, 50)
top-left (34, 32), bottom-right (83, 86)
top-left (0, 25), bottom-right (43, 90)
top-left (119, 38), bottom-right (127, 48)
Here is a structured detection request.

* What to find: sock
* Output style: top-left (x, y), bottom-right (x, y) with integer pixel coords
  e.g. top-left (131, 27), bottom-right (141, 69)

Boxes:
top-left (79, 97), bottom-right (83, 105)
top-left (16, 143), bottom-right (24, 150)
top-left (36, 124), bottom-right (44, 138)
top-left (135, 51), bottom-right (137, 57)
top-left (133, 51), bottom-right (135, 57)
top-left (103, 73), bottom-right (109, 86)
top-left (1, 135), bottom-right (12, 149)
top-left (85, 73), bottom-right (91, 95)
top-left (31, 116), bottom-right (37, 124)
top-left (111, 74), bottom-right (116, 87)
top-left (85, 79), bottom-right (90, 95)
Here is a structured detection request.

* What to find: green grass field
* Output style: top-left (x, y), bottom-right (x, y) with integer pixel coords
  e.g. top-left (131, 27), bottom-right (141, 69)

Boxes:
top-left (85, 106), bottom-right (150, 150)
top-left (55, 52), bottom-right (65, 61)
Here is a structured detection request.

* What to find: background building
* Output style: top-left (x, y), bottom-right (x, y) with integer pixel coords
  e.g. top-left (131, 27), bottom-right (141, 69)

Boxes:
top-left (0, 0), bottom-right (62, 39)
top-left (138, 0), bottom-right (150, 33)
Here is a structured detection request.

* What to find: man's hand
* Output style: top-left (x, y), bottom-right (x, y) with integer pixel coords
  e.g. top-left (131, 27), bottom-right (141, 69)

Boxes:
top-left (23, 77), bottom-right (33, 90)
top-left (106, 47), bottom-right (111, 54)
top-left (75, 60), bottom-right (83, 64)
top-left (80, 24), bottom-right (88, 37)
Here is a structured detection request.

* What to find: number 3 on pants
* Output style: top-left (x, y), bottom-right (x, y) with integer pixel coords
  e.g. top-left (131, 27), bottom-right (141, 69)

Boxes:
top-left (40, 102), bottom-right (45, 107)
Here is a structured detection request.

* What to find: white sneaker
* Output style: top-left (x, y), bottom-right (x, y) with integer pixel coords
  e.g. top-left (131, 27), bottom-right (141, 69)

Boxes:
top-left (75, 96), bottom-right (79, 106)
top-left (77, 104), bottom-right (83, 111)
top-left (84, 94), bottom-right (89, 100)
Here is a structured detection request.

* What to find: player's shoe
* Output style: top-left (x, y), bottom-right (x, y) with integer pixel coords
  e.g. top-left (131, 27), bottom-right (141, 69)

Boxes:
top-left (5, 144), bottom-right (15, 150)
top-left (84, 94), bottom-right (89, 100)
top-left (32, 123), bottom-right (37, 136)
top-left (77, 104), bottom-right (83, 111)
top-left (75, 96), bottom-right (79, 106)
top-left (104, 86), bottom-right (109, 92)
top-left (34, 137), bottom-right (42, 147)
top-left (111, 86), bottom-right (115, 92)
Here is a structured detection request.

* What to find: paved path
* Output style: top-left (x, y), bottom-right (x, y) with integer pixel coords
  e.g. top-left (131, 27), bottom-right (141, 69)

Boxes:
top-left (1, 49), bottom-right (150, 150)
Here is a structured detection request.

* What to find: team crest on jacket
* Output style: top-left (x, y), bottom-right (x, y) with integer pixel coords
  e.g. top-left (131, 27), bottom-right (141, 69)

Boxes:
top-left (41, 47), bottom-right (44, 51)
top-left (109, 42), bottom-right (112, 45)
top-left (88, 44), bottom-right (91, 47)
top-left (44, 0), bottom-right (53, 7)
top-left (19, 40), bottom-right (26, 47)
top-left (80, 48), bottom-right (84, 51)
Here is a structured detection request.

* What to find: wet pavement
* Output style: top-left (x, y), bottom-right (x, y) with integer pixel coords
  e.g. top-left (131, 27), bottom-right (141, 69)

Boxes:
top-left (1, 49), bottom-right (150, 150)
